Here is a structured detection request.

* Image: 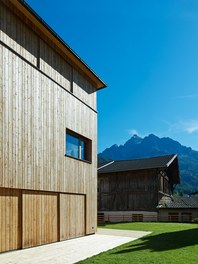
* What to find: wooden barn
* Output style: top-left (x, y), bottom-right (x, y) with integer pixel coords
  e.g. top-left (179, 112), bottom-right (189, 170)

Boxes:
top-left (98, 155), bottom-right (180, 222)
top-left (0, 0), bottom-right (106, 252)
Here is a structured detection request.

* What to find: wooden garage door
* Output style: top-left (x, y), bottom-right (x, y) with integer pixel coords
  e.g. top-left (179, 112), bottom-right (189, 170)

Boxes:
top-left (22, 191), bottom-right (58, 248)
top-left (60, 194), bottom-right (85, 240)
top-left (0, 188), bottom-right (21, 253)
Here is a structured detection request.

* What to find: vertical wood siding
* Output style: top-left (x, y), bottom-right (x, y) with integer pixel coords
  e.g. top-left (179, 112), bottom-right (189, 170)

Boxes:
top-left (0, 188), bottom-right (21, 252)
top-left (98, 170), bottom-right (159, 211)
top-left (0, 3), bottom-right (38, 66)
top-left (22, 190), bottom-right (58, 248)
top-left (0, 45), bottom-right (97, 235)
top-left (0, 189), bottom-right (87, 251)
top-left (73, 69), bottom-right (97, 110)
top-left (0, 0), bottom-right (98, 246)
top-left (60, 194), bottom-right (85, 240)
top-left (0, 2), bottom-right (97, 111)
top-left (40, 39), bottom-right (72, 92)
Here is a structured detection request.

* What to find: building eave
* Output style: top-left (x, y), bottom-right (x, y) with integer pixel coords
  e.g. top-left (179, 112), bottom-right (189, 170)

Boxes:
top-left (166, 154), bottom-right (178, 168)
top-left (8, 0), bottom-right (107, 90)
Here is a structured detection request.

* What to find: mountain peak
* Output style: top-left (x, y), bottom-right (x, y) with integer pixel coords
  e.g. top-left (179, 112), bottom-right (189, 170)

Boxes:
top-left (148, 133), bottom-right (158, 138)
top-left (132, 134), bottom-right (141, 138)
top-left (146, 134), bottom-right (160, 140)
top-left (124, 134), bottom-right (142, 147)
top-left (99, 134), bottom-right (198, 194)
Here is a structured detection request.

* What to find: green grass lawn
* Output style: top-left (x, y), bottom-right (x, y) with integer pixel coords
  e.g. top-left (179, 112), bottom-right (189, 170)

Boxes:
top-left (78, 222), bottom-right (198, 264)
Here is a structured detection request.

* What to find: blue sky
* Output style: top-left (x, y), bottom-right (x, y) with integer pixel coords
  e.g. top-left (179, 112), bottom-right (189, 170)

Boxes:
top-left (26, 0), bottom-right (198, 152)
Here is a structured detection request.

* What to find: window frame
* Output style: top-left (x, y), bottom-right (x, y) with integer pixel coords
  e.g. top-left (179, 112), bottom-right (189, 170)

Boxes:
top-left (65, 129), bottom-right (92, 163)
top-left (168, 212), bottom-right (179, 222)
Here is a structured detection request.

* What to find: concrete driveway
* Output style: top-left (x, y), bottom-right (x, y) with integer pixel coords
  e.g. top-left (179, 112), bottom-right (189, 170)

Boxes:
top-left (0, 229), bottom-right (150, 264)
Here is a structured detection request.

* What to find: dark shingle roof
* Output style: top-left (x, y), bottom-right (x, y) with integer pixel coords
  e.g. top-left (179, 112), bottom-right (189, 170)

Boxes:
top-left (98, 154), bottom-right (177, 174)
top-left (158, 196), bottom-right (198, 209)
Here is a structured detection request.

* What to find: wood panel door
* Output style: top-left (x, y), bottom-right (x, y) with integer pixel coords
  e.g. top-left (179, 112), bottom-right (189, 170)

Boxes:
top-left (60, 194), bottom-right (85, 240)
top-left (22, 191), bottom-right (58, 248)
top-left (0, 188), bottom-right (21, 253)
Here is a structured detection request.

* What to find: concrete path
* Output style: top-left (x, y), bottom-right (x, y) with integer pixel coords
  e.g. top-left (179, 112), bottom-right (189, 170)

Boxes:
top-left (0, 229), bottom-right (151, 264)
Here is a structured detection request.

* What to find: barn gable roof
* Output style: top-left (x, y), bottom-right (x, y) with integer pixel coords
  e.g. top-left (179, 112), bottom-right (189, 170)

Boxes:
top-left (98, 154), bottom-right (177, 173)
top-left (98, 154), bottom-right (180, 183)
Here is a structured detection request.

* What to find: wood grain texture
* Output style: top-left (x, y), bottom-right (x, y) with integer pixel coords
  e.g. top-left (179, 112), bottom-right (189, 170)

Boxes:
top-left (98, 169), bottom-right (160, 212)
top-left (0, 3), bottom-right (37, 66)
top-left (1, 0), bottom-right (106, 90)
top-left (0, 0), bottom-right (98, 252)
top-left (40, 39), bottom-right (72, 92)
top-left (60, 194), bottom-right (85, 240)
top-left (0, 188), bottom-right (21, 252)
top-left (22, 190), bottom-right (58, 248)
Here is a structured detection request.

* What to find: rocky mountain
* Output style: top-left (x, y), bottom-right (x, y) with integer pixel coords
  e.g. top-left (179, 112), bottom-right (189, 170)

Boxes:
top-left (98, 134), bottom-right (198, 194)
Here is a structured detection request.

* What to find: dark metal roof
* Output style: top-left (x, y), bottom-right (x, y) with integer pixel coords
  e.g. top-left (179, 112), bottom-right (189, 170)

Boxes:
top-left (98, 154), bottom-right (177, 174)
top-left (158, 196), bottom-right (198, 209)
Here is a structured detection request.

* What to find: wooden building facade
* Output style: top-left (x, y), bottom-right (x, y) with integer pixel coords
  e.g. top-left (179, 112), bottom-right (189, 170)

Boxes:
top-left (0, 0), bottom-right (106, 252)
top-left (98, 155), bottom-right (180, 222)
top-left (157, 195), bottom-right (198, 222)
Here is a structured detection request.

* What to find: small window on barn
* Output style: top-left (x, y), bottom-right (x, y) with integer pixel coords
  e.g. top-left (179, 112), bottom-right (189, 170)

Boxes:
top-left (168, 212), bottom-right (179, 222)
top-left (66, 129), bottom-right (91, 162)
top-left (132, 214), bottom-right (143, 222)
top-left (181, 213), bottom-right (192, 222)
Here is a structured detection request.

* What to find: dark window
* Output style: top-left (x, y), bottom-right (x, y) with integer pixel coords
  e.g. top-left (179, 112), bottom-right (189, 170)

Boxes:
top-left (168, 213), bottom-right (179, 222)
top-left (181, 213), bottom-right (192, 222)
top-left (132, 214), bottom-right (143, 222)
top-left (66, 130), bottom-right (91, 162)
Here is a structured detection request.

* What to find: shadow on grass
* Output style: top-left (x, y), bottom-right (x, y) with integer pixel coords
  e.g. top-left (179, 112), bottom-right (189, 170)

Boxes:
top-left (113, 228), bottom-right (198, 254)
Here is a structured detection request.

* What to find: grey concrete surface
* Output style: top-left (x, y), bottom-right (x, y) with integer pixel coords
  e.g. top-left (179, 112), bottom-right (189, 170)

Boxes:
top-left (97, 228), bottom-right (150, 238)
top-left (0, 229), bottom-right (150, 264)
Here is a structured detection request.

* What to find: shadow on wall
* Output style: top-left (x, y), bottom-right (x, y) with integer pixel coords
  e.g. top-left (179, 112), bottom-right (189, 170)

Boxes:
top-left (1, 2), bottom-right (95, 95)
top-left (113, 228), bottom-right (198, 254)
